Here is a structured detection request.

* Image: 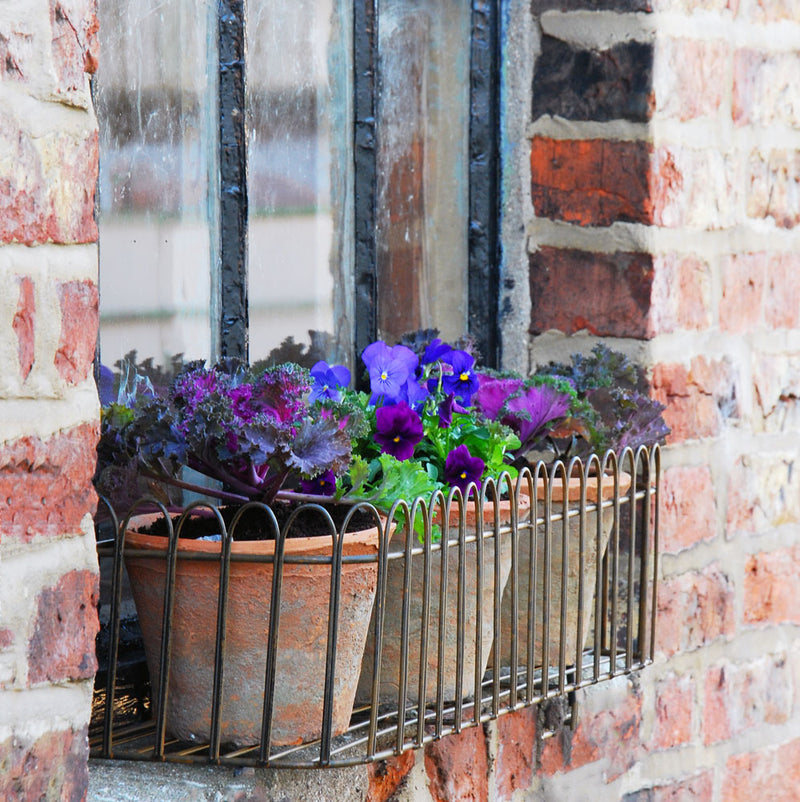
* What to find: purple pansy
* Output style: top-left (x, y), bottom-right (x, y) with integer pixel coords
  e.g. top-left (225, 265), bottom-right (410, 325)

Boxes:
top-left (309, 361), bottom-right (351, 403)
top-left (300, 469), bottom-right (337, 496)
top-left (441, 350), bottom-right (480, 405)
top-left (443, 444), bottom-right (485, 494)
top-left (374, 401), bottom-right (424, 461)
top-left (362, 341), bottom-right (419, 404)
top-left (422, 338), bottom-right (452, 365)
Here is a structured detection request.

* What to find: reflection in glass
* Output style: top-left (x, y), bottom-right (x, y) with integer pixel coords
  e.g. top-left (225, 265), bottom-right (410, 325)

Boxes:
top-left (376, 0), bottom-right (470, 344)
top-left (96, 0), bottom-right (217, 368)
top-left (246, 0), bottom-right (353, 366)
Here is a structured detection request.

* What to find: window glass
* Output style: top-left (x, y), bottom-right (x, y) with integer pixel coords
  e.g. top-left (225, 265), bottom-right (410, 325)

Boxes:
top-left (376, 0), bottom-right (470, 344)
top-left (246, 0), bottom-right (354, 364)
top-left (95, 0), bottom-right (217, 367)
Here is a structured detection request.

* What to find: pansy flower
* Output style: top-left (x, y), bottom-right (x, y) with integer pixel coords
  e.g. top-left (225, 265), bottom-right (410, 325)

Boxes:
top-left (441, 349), bottom-right (479, 406)
top-left (362, 341), bottom-right (419, 404)
top-left (443, 444), bottom-right (485, 494)
top-left (374, 401), bottom-right (424, 460)
top-left (309, 361), bottom-right (351, 403)
top-left (300, 469), bottom-right (337, 496)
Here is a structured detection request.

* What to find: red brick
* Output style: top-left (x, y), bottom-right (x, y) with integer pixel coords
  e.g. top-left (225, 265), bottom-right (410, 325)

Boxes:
top-left (652, 673), bottom-right (694, 750)
top-left (651, 357), bottom-right (738, 444)
top-left (734, 50), bottom-right (800, 128)
top-left (764, 253), bottom-right (800, 329)
top-left (367, 751), bottom-right (416, 802)
top-left (50, 0), bottom-right (99, 97)
top-left (530, 137), bottom-right (652, 227)
top-left (648, 254), bottom-right (712, 334)
top-left (0, 423), bottom-right (99, 543)
top-left (0, 123), bottom-right (98, 245)
top-left (55, 280), bottom-right (98, 385)
top-left (529, 248), bottom-right (653, 337)
top-left (747, 149), bottom-right (800, 229)
top-left (657, 564), bottom-right (735, 656)
top-left (12, 277), bottom-right (35, 382)
top-left (27, 569), bottom-right (98, 685)
top-left (540, 683), bottom-right (642, 781)
top-left (0, 629), bottom-right (13, 649)
top-left (719, 253), bottom-right (766, 332)
top-left (744, 546), bottom-right (800, 626)
top-left (722, 740), bottom-right (800, 802)
top-left (0, 727), bottom-right (89, 802)
top-left (494, 707), bottom-right (537, 800)
top-left (654, 39), bottom-right (727, 121)
top-left (424, 725), bottom-right (489, 802)
top-left (623, 771), bottom-right (714, 802)
top-left (660, 465), bottom-right (717, 553)
top-left (704, 655), bottom-right (791, 745)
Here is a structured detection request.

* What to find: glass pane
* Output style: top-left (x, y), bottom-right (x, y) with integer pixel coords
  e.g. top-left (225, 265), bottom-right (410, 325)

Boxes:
top-left (246, 0), bottom-right (354, 366)
top-left (376, 0), bottom-right (470, 343)
top-left (96, 0), bottom-right (217, 369)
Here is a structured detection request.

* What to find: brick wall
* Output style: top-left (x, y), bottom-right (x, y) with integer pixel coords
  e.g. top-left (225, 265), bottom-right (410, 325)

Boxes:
top-left (371, 0), bottom-right (800, 798)
top-left (0, 2), bottom-right (100, 801)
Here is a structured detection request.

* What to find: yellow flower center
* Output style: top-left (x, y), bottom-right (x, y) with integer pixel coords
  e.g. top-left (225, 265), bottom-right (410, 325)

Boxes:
top-left (393, 435), bottom-right (401, 443)
top-left (460, 372), bottom-right (470, 381)
top-left (460, 471), bottom-right (467, 479)
top-left (380, 371), bottom-right (388, 381)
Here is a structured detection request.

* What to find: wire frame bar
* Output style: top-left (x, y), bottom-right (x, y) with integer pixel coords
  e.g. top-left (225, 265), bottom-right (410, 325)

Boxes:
top-left (91, 447), bottom-right (661, 769)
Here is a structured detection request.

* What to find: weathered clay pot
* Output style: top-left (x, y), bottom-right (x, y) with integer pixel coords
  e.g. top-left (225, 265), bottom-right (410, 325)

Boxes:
top-left (356, 497), bottom-right (527, 707)
top-left (124, 516), bottom-right (380, 748)
top-left (494, 472), bottom-right (631, 672)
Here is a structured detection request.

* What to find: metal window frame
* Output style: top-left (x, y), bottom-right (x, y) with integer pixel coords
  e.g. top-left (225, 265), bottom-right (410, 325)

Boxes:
top-left (216, 0), bottom-right (502, 366)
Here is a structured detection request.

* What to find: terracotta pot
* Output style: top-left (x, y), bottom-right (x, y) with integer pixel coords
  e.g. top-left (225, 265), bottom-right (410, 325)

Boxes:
top-left (124, 514), bottom-right (380, 748)
top-left (493, 472), bottom-right (632, 672)
top-left (356, 497), bottom-right (527, 707)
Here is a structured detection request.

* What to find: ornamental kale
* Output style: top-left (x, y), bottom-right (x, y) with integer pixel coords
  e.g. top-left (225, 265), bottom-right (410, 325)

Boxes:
top-left (95, 359), bottom-right (361, 509)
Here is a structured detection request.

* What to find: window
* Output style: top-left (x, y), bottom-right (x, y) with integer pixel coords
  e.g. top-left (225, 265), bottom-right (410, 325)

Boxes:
top-left (95, 0), bottom-right (500, 371)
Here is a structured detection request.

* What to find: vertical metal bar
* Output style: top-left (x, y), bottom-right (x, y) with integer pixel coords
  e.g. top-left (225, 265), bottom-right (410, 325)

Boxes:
top-left (353, 0), bottom-right (378, 369)
top-left (473, 493), bottom-right (485, 720)
top-left (435, 498), bottom-right (450, 739)
top-left (650, 446), bottom-right (662, 663)
top-left (415, 505), bottom-right (433, 748)
top-left (217, 0), bottom-right (248, 360)
top-left (469, 0), bottom-right (501, 367)
top-left (625, 450), bottom-right (638, 671)
top-left (637, 448), bottom-right (652, 664)
top-left (453, 509), bottom-right (467, 732)
top-left (558, 475), bottom-right (569, 695)
top-left (101, 503), bottom-right (122, 758)
top-left (395, 509), bottom-right (415, 750)
top-left (491, 486), bottom-right (502, 717)
top-left (609, 467), bottom-right (621, 675)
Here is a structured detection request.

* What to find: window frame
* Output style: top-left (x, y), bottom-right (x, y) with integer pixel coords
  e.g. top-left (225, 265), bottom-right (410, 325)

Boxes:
top-left (199, 0), bottom-right (502, 366)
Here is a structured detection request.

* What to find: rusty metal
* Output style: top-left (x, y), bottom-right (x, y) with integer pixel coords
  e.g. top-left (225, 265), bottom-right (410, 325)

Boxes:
top-left (91, 446), bottom-right (661, 768)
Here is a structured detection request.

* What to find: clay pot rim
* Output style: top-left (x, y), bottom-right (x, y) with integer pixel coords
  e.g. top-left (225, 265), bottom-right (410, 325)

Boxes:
top-left (517, 470), bottom-right (633, 503)
top-left (124, 512), bottom-right (381, 558)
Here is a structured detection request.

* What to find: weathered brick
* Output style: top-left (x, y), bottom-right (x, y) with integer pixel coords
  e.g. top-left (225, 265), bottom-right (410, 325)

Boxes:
top-left (704, 655), bottom-right (791, 745)
top-left (424, 725), bottom-right (489, 802)
top-left (660, 465), bottom-right (717, 553)
top-left (27, 569), bottom-right (98, 685)
top-left (494, 707), bottom-right (537, 800)
top-left (0, 21), bottom-right (38, 82)
top-left (0, 123), bottom-right (98, 245)
top-left (650, 145), bottom-right (737, 229)
top-left (719, 252), bottom-right (766, 332)
top-left (0, 727), bottom-right (89, 802)
top-left (651, 673), bottom-right (694, 750)
top-left (651, 357), bottom-right (738, 443)
top-left (367, 751), bottom-right (416, 802)
top-left (533, 37), bottom-right (653, 123)
top-left (12, 276), bottom-right (36, 382)
top-left (623, 771), bottom-right (714, 802)
top-left (734, 50), bottom-right (800, 128)
top-left (748, 0), bottom-right (798, 21)
top-left (529, 247), bottom-right (653, 337)
top-left (0, 423), bottom-right (99, 543)
top-left (764, 253), bottom-right (800, 329)
top-left (55, 280), bottom-right (98, 385)
top-left (744, 546), bottom-right (800, 626)
top-left (649, 254), bottom-right (712, 334)
top-left (540, 681), bottom-right (643, 781)
top-left (722, 739), bottom-right (800, 802)
top-left (752, 352), bottom-right (800, 433)
top-left (530, 137), bottom-right (652, 227)
top-left (657, 564), bottom-right (735, 656)
top-left (728, 455), bottom-right (800, 535)
top-left (747, 149), bottom-right (800, 229)
top-left (0, 629), bottom-right (13, 650)
top-left (654, 38), bottom-right (728, 121)
top-left (50, 0), bottom-right (100, 99)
